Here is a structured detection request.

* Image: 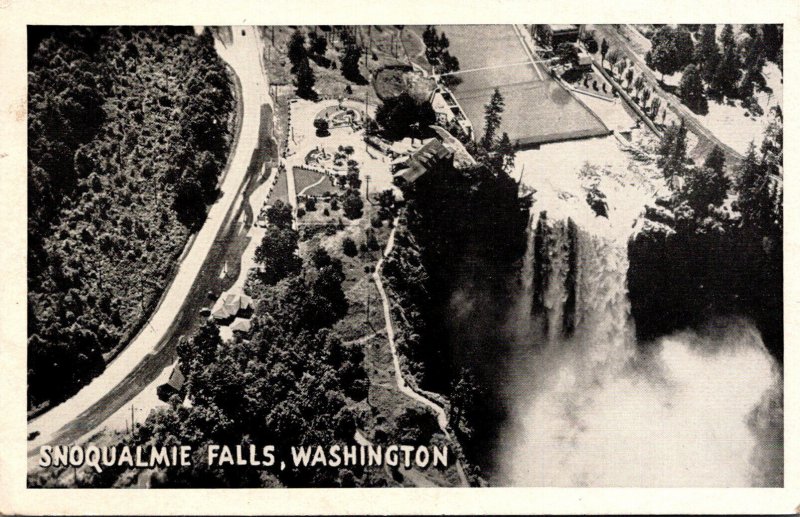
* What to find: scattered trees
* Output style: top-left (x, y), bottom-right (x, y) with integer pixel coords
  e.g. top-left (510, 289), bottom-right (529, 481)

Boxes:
top-left (695, 24), bottom-right (720, 85)
top-left (422, 26), bottom-right (461, 87)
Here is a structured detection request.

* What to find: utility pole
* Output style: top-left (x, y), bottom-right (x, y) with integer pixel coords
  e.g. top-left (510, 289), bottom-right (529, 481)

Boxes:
top-left (365, 288), bottom-right (370, 324)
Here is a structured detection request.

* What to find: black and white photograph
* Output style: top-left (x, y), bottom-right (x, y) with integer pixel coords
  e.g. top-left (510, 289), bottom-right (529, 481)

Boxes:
top-left (0, 0), bottom-right (794, 512)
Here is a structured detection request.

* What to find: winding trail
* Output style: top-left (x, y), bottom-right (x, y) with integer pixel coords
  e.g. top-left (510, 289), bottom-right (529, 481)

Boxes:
top-left (372, 220), bottom-right (469, 487)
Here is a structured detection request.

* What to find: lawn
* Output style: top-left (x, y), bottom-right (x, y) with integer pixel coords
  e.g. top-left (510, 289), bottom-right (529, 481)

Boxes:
top-left (265, 167), bottom-right (289, 206)
top-left (293, 166), bottom-right (326, 194)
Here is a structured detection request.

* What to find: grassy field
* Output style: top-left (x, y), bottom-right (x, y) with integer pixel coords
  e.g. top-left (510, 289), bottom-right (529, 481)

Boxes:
top-left (266, 167), bottom-right (289, 206)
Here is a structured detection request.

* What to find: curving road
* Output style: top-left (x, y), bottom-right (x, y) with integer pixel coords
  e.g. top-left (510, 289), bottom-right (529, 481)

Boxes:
top-left (27, 26), bottom-right (272, 458)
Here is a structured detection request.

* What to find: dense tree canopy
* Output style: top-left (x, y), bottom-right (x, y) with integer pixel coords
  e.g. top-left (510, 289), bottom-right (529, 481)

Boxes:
top-left (27, 27), bottom-right (234, 409)
top-left (375, 92), bottom-right (436, 141)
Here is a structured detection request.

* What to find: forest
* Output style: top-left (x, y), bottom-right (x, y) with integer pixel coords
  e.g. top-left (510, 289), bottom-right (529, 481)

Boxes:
top-left (628, 107), bottom-right (783, 360)
top-left (29, 207), bottom-right (373, 488)
top-left (27, 27), bottom-right (235, 410)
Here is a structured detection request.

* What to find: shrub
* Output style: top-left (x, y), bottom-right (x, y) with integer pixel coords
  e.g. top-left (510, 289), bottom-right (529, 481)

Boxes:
top-left (342, 189), bottom-right (364, 220)
top-left (342, 237), bottom-right (357, 257)
top-left (314, 118), bottom-right (330, 137)
top-left (366, 229), bottom-right (380, 251)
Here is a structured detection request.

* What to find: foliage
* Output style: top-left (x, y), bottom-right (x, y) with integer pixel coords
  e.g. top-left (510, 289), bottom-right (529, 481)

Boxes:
top-left (645, 26), bottom-right (684, 79)
top-left (555, 42), bottom-right (579, 67)
top-left (422, 26), bottom-right (462, 88)
top-left (294, 57), bottom-right (317, 100)
top-left (711, 24), bottom-right (740, 98)
top-left (657, 120), bottom-right (689, 190)
top-left (375, 92), bottom-right (436, 141)
top-left (267, 200), bottom-right (293, 229)
top-left (340, 37), bottom-right (364, 84)
top-left (629, 111), bottom-right (783, 363)
top-left (534, 25), bottom-right (552, 47)
top-left (254, 225), bottom-right (303, 284)
top-left (481, 88), bottom-right (504, 150)
top-left (342, 189), bottom-right (364, 219)
top-left (679, 146), bottom-right (729, 214)
top-left (678, 64), bottom-right (708, 114)
top-left (342, 236), bottom-right (358, 257)
top-left (314, 117), bottom-right (330, 137)
top-left (27, 27), bottom-right (234, 408)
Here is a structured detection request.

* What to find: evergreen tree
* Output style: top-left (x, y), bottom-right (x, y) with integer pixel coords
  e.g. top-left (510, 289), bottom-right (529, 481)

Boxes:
top-left (600, 38), bottom-right (609, 64)
top-left (657, 120), bottom-right (688, 190)
top-left (712, 24), bottom-right (740, 98)
top-left (695, 24), bottom-right (720, 85)
top-left (673, 26), bottom-right (695, 69)
top-left (481, 88), bottom-right (504, 150)
top-left (341, 41), bottom-right (363, 83)
top-left (288, 29), bottom-right (307, 73)
top-left (294, 57), bottom-right (317, 100)
top-left (681, 146), bottom-right (729, 214)
top-left (679, 64), bottom-right (708, 114)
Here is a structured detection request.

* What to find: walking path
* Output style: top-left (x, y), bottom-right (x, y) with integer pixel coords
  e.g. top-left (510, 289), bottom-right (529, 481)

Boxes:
top-left (372, 220), bottom-right (469, 487)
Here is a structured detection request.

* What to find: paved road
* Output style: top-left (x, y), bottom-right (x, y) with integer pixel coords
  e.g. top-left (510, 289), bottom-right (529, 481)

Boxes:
top-left (591, 24), bottom-right (743, 167)
top-left (27, 26), bottom-right (273, 457)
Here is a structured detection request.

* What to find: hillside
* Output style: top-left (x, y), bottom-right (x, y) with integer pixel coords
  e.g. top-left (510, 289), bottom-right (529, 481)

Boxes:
top-left (27, 27), bottom-right (236, 411)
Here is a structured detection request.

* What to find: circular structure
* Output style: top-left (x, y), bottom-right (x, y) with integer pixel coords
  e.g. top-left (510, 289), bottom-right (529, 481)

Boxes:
top-left (305, 147), bottom-right (332, 166)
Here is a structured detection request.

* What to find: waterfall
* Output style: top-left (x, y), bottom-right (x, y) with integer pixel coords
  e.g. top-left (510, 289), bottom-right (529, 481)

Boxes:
top-left (500, 140), bottom-right (782, 486)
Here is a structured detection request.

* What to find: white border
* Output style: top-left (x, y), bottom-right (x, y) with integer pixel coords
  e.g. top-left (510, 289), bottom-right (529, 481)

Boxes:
top-left (1, 0), bottom-right (797, 513)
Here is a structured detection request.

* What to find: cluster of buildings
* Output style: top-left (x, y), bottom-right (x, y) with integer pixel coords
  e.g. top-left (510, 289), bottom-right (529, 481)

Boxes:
top-left (157, 290), bottom-right (254, 402)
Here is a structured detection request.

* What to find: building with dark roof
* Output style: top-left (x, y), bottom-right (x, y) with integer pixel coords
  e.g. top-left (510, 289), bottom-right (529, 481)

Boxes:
top-left (393, 139), bottom-right (454, 186)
